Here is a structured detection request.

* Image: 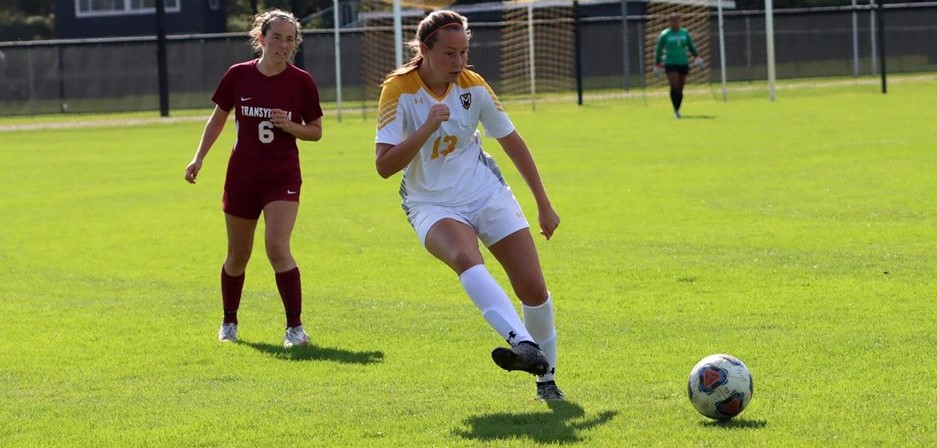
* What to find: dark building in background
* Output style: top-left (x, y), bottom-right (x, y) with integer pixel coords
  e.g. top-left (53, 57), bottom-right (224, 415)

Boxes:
top-left (54, 0), bottom-right (227, 39)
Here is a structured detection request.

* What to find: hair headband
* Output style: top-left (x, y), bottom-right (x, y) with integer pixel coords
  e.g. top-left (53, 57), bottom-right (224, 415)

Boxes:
top-left (262, 14), bottom-right (295, 33)
top-left (422, 22), bottom-right (463, 43)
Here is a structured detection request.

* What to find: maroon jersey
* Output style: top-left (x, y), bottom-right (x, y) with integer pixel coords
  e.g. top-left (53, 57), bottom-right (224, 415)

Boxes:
top-left (212, 60), bottom-right (323, 188)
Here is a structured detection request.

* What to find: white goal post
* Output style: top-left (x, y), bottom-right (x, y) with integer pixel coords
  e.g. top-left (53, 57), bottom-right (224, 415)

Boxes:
top-left (765, 0), bottom-right (776, 101)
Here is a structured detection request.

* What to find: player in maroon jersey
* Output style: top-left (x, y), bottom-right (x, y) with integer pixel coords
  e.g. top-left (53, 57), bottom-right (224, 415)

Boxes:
top-left (184, 9), bottom-right (323, 347)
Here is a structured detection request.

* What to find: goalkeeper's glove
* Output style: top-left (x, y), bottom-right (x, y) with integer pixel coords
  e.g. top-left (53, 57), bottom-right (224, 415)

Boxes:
top-left (653, 64), bottom-right (664, 77)
top-left (693, 56), bottom-right (704, 67)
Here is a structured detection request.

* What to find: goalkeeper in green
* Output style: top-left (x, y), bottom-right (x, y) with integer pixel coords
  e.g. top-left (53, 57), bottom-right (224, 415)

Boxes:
top-left (655, 13), bottom-right (703, 118)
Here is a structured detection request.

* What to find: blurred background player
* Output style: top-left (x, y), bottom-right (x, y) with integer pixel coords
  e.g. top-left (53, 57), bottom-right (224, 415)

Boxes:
top-left (184, 9), bottom-right (323, 348)
top-left (655, 13), bottom-right (703, 118)
top-left (374, 10), bottom-right (564, 401)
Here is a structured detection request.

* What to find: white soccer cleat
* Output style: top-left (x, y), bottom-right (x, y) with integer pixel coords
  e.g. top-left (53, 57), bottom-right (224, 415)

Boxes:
top-left (218, 323), bottom-right (238, 342)
top-left (283, 325), bottom-right (310, 348)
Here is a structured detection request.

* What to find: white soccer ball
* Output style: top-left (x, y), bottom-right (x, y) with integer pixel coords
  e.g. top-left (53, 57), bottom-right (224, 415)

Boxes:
top-left (687, 354), bottom-right (753, 421)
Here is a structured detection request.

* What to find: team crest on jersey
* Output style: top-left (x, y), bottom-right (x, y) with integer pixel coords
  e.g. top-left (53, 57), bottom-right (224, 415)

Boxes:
top-left (460, 92), bottom-right (472, 110)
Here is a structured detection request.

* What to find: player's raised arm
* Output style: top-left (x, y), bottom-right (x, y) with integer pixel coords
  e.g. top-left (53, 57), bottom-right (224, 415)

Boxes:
top-left (375, 103), bottom-right (449, 178)
top-left (271, 73), bottom-right (324, 142)
top-left (185, 105), bottom-right (229, 184)
top-left (272, 110), bottom-right (322, 141)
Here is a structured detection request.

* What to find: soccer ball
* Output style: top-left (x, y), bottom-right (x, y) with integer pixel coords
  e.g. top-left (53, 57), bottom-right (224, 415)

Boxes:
top-left (687, 354), bottom-right (753, 421)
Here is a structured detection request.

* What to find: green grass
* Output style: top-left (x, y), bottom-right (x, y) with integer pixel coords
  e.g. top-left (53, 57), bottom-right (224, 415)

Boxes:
top-left (1, 81), bottom-right (935, 447)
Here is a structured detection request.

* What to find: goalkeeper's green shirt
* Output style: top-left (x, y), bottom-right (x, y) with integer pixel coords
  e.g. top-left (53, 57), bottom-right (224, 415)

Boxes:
top-left (655, 27), bottom-right (698, 66)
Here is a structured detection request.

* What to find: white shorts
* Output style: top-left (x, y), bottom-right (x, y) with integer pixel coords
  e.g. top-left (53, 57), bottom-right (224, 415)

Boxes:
top-left (404, 186), bottom-right (530, 248)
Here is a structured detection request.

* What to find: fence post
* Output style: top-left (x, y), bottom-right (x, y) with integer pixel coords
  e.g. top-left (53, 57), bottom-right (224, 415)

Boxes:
top-left (526, 2), bottom-right (537, 111)
top-left (637, 20), bottom-right (645, 90)
top-left (745, 15), bottom-right (752, 81)
top-left (573, 0), bottom-right (584, 105)
top-left (27, 48), bottom-right (35, 116)
top-left (851, 0), bottom-right (859, 76)
top-left (292, 0), bottom-right (305, 70)
top-left (156, 0), bottom-right (169, 117)
top-left (621, 0), bottom-right (630, 90)
top-left (333, 0), bottom-right (343, 122)
top-left (58, 46), bottom-right (67, 113)
top-left (876, 0), bottom-right (886, 93)
top-left (869, 0), bottom-right (877, 75)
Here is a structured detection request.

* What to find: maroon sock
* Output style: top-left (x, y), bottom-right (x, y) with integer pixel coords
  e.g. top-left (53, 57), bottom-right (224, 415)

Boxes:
top-left (275, 267), bottom-right (302, 328)
top-left (221, 267), bottom-right (245, 324)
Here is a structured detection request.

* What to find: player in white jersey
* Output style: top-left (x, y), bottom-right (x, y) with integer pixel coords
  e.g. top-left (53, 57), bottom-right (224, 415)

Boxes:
top-left (375, 10), bottom-right (564, 401)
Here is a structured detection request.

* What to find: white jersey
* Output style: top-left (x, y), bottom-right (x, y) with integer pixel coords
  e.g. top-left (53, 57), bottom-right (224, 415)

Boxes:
top-left (375, 69), bottom-right (515, 206)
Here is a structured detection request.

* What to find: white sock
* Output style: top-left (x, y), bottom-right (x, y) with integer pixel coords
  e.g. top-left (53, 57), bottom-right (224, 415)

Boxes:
top-left (459, 264), bottom-right (533, 346)
top-left (523, 294), bottom-right (557, 383)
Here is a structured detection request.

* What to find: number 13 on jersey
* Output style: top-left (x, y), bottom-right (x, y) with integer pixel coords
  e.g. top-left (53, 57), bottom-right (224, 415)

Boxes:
top-left (431, 135), bottom-right (458, 160)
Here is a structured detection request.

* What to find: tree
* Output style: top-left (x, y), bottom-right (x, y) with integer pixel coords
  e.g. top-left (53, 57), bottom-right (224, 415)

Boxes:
top-left (0, 1), bottom-right (54, 40)
top-left (227, 0), bottom-right (331, 31)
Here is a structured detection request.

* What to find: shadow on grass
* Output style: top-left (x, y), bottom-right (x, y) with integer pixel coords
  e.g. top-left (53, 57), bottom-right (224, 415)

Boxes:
top-left (237, 340), bottom-right (384, 364)
top-left (453, 400), bottom-right (617, 444)
top-left (679, 114), bottom-right (717, 120)
top-left (700, 418), bottom-right (768, 429)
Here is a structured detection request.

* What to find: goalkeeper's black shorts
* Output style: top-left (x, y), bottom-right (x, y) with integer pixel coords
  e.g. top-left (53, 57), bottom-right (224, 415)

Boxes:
top-left (664, 64), bottom-right (690, 75)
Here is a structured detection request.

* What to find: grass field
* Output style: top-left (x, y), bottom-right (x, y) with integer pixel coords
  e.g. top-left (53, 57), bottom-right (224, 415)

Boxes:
top-left (1, 83), bottom-right (935, 447)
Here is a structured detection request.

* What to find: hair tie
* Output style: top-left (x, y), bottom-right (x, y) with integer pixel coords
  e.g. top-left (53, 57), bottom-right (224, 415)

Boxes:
top-left (422, 22), bottom-right (463, 43)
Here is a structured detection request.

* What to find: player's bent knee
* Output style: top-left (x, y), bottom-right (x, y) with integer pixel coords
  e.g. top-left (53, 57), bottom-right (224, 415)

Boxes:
top-left (514, 282), bottom-right (549, 306)
top-left (450, 251), bottom-right (482, 273)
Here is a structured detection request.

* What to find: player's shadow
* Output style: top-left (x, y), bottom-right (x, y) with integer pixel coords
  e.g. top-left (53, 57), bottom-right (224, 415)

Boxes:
top-left (453, 400), bottom-right (617, 444)
top-left (700, 418), bottom-right (768, 429)
top-left (679, 114), bottom-right (717, 120)
top-left (237, 340), bottom-right (384, 364)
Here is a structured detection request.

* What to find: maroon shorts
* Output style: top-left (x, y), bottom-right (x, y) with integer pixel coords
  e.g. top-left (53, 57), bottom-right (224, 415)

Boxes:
top-left (222, 178), bottom-right (301, 220)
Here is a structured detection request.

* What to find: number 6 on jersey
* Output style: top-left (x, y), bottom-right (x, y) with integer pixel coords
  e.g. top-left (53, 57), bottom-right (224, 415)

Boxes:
top-left (259, 120), bottom-right (275, 144)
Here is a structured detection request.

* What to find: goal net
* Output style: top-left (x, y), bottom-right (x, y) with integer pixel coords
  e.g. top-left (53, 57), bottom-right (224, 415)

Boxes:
top-left (360, 0), bottom-right (577, 111)
top-left (359, 0), bottom-right (454, 112)
top-left (499, 0), bottom-right (576, 109)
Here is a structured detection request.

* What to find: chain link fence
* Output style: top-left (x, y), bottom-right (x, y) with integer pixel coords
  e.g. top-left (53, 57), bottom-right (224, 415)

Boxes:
top-left (0, 1), bottom-right (934, 117)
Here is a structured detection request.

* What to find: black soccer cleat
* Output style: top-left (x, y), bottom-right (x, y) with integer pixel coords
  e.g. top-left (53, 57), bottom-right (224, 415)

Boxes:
top-left (491, 341), bottom-right (549, 376)
top-left (536, 381), bottom-right (566, 401)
